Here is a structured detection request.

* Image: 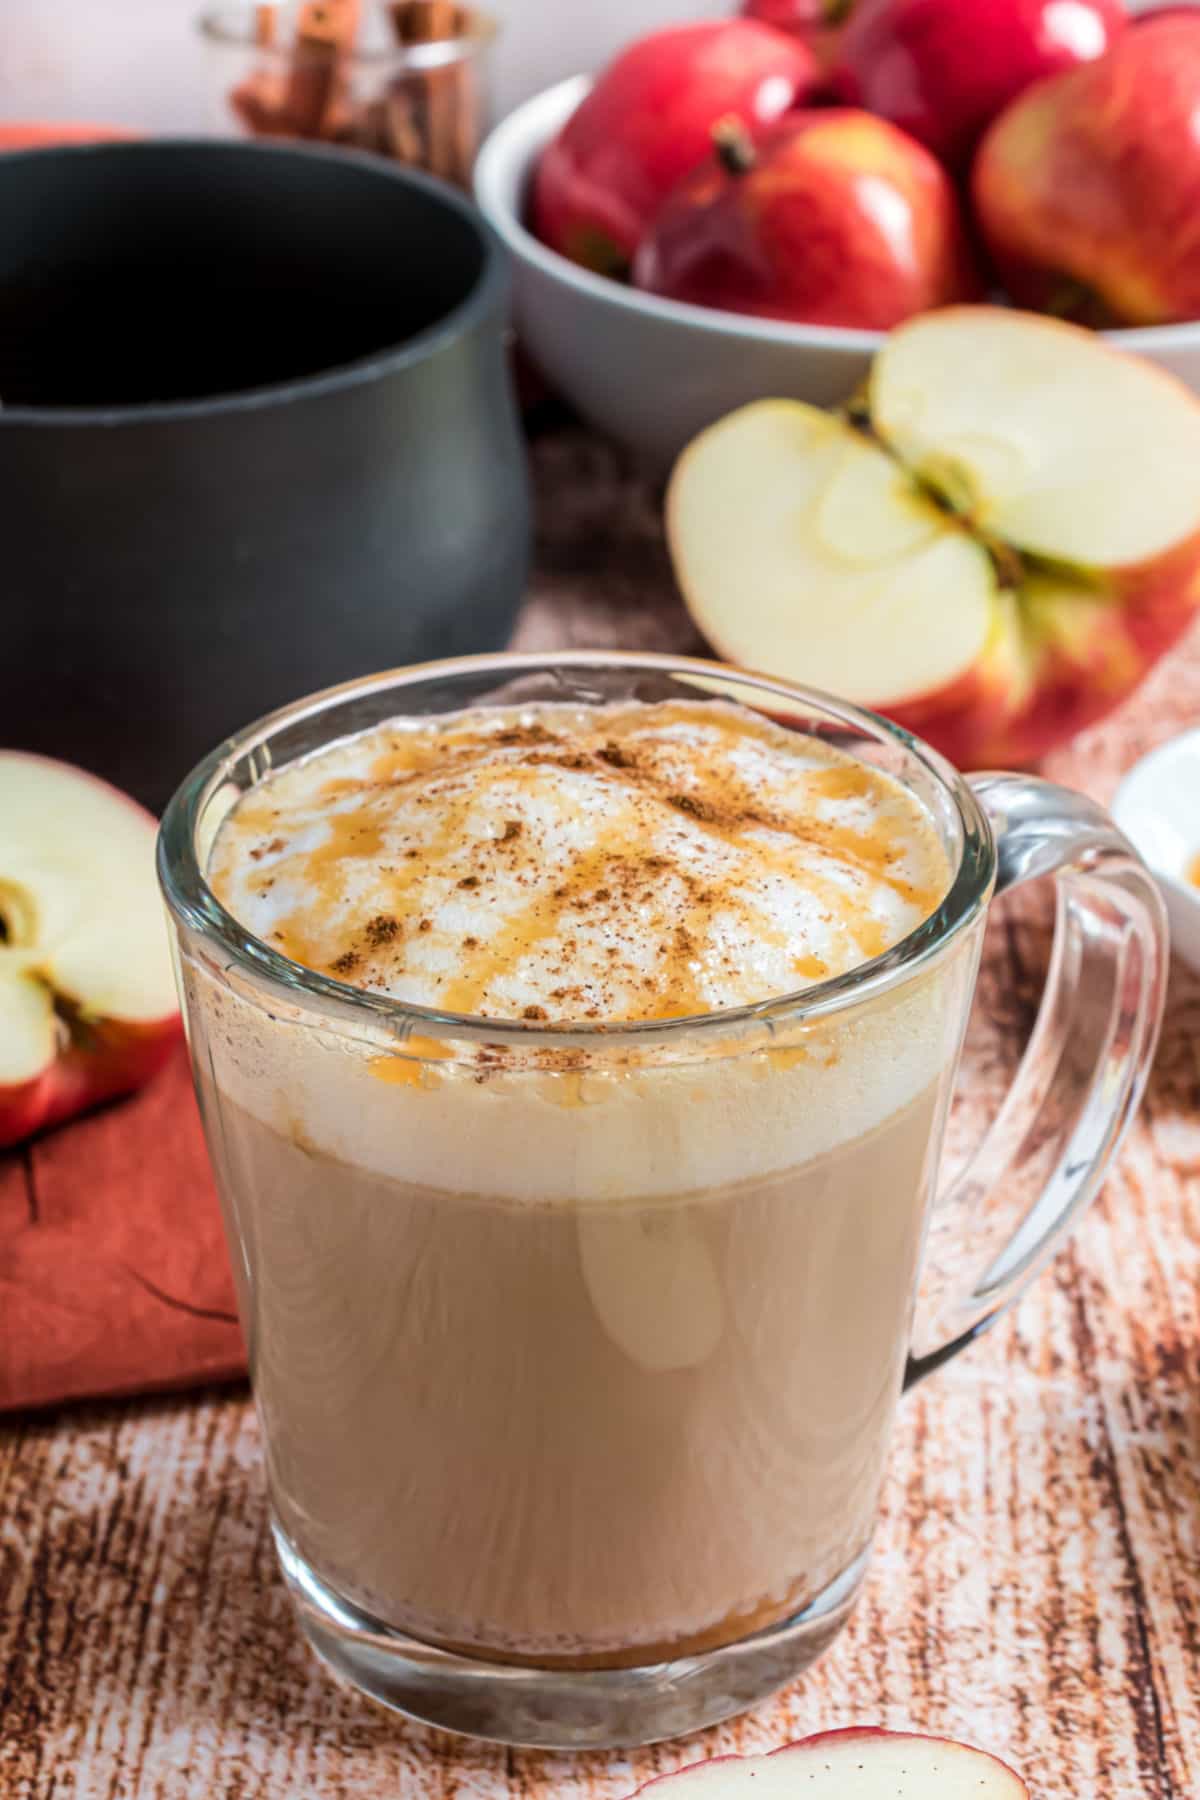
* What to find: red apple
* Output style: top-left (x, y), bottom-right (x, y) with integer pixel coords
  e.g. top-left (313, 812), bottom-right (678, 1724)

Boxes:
top-left (742, 0), bottom-right (847, 29)
top-left (531, 20), bottom-right (818, 277)
top-left (628, 1728), bottom-right (1029, 1796)
top-left (974, 16), bottom-right (1200, 327)
top-left (741, 0), bottom-right (855, 65)
top-left (666, 307), bottom-right (1200, 769)
top-left (633, 109), bottom-right (981, 330)
top-left (829, 0), bottom-right (1125, 169)
top-left (0, 755), bottom-right (182, 1149)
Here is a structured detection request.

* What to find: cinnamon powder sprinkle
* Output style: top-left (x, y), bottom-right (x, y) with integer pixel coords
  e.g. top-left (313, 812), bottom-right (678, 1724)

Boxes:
top-left (365, 915), bottom-right (400, 945)
top-left (209, 697), bottom-right (950, 1030)
top-left (494, 724), bottom-right (553, 747)
top-left (668, 792), bottom-right (720, 824)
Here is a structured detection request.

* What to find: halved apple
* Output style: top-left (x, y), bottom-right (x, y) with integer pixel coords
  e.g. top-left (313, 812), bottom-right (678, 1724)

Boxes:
top-left (667, 306), bottom-right (1200, 767)
top-left (0, 754), bottom-right (182, 1149)
top-left (630, 1728), bottom-right (1028, 1797)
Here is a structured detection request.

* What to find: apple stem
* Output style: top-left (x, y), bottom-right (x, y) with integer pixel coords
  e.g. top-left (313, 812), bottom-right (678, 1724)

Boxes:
top-left (1043, 275), bottom-right (1110, 328)
top-left (711, 116), bottom-right (757, 177)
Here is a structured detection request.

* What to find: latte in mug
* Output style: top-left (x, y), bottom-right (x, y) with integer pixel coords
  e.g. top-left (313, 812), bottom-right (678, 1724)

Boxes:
top-left (198, 696), bottom-right (954, 1667)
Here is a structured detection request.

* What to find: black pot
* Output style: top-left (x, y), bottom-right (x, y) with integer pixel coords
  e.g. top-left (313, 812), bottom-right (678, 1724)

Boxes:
top-left (0, 139), bottom-right (529, 811)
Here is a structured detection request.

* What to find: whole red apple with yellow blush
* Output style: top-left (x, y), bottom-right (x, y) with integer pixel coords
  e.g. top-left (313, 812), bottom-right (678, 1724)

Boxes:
top-left (531, 20), bottom-right (818, 277)
top-left (668, 308), bottom-right (1200, 769)
top-left (974, 15), bottom-right (1200, 326)
top-left (0, 755), bottom-right (182, 1149)
top-left (633, 109), bottom-right (980, 329)
top-left (830, 0), bottom-right (1124, 168)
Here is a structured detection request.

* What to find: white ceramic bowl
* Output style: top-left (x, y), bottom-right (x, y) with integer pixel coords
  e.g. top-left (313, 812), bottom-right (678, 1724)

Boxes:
top-left (475, 75), bottom-right (1200, 470)
top-left (1112, 729), bottom-right (1200, 974)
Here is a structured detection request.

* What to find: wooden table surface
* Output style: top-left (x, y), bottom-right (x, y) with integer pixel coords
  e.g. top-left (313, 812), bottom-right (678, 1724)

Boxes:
top-left (3, 428), bottom-right (1199, 1799)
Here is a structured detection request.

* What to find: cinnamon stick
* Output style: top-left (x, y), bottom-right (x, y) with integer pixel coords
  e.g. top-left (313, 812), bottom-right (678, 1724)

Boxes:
top-left (450, 6), bottom-right (482, 186)
top-left (228, 0), bottom-right (483, 184)
top-left (283, 0), bottom-right (361, 138)
top-left (254, 2), bottom-right (279, 47)
top-left (388, 0), bottom-right (462, 182)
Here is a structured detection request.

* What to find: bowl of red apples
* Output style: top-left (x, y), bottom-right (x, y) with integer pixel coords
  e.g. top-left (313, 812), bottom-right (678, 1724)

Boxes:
top-left (475, 1), bottom-right (1200, 466)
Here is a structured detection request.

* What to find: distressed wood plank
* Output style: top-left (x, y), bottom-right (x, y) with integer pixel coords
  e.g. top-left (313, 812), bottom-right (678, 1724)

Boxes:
top-left (1, 427), bottom-right (1198, 1798)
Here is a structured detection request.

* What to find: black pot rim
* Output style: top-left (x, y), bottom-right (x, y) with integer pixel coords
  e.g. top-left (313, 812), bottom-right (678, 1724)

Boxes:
top-left (0, 135), bottom-right (508, 429)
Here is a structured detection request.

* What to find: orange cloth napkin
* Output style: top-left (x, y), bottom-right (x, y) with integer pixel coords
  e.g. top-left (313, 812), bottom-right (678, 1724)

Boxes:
top-left (0, 1046), bottom-right (245, 1413)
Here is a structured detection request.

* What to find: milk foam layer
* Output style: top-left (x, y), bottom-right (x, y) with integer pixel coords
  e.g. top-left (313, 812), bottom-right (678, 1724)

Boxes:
top-left (209, 699), bottom-right (949, 1022)
top-left (196, 699), bottom-right (964, 1201)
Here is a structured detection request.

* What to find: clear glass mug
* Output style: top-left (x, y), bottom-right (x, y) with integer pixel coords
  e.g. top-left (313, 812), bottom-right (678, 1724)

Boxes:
top-left (158, 652), bottom-right (1167, 1750)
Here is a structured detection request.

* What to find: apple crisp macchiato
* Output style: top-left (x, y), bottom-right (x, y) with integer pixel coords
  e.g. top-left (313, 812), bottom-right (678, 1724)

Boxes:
top-left (198, 697), bottom-right (953, 1666)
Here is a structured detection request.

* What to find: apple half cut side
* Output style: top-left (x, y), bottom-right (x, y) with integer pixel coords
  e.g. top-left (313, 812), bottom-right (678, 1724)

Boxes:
top-left (631, 1728), bottom-right (1029, 1797)
top-left (0, 753), bottom-right (182, 1150)
top-left (667, 306), bottom-right (1200, 768)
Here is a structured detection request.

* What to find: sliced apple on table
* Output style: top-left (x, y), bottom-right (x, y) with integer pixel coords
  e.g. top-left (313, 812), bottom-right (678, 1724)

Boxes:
top-left (667, 306), bottom-right (1200, 769)
top-left (630, 1729), bottom-right (1028, 1797)
top-left (0, 754), bottom-right (182, 1150)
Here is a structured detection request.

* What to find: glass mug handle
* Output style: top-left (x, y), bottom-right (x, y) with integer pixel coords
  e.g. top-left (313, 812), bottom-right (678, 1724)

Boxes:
top-left (906, 771), bottom-right (1169, 1388)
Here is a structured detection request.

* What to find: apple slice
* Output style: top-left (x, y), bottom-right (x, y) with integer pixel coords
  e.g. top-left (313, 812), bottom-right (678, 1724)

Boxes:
top-left (631, 1729), bottom-right (1028, 1797)
top-left (667, 306), bottom-right (1200, 768)
top-left (0, 754), bottom-right (182, 1149)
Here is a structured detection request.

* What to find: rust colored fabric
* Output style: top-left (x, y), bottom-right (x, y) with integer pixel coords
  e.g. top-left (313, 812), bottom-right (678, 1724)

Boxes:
top-left (0, 1045), bottom-right (244, 1413)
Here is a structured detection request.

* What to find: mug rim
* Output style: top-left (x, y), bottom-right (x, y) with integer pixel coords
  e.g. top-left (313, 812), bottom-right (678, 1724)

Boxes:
top-left (0, 137), bottom-right (508, 430)
top-left (158, 650), bottom-right (997, 1049)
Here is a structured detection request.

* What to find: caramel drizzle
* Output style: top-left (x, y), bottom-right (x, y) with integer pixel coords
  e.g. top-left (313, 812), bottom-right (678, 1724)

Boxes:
top-left (211, 703), bottom-right (949, 1020)
top-left (600, 705), bottom-right (939, 914)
